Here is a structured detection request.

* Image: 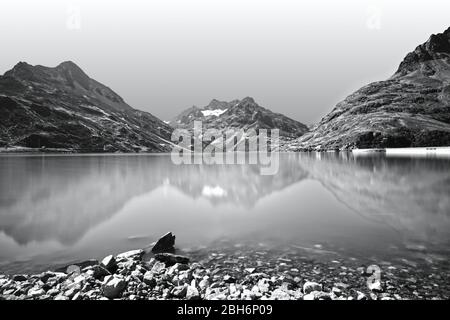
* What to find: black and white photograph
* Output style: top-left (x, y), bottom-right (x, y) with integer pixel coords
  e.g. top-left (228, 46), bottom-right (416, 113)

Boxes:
top-left (0, 0), bottom-right (449, 311)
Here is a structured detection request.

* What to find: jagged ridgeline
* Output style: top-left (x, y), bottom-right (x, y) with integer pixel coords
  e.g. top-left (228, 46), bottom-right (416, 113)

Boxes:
top-left (287, 27), bottom-right (450, 151)
top-left (0, 61), bottom-right (173, 152)
top-left (170, 97), bottom-right (309, 151)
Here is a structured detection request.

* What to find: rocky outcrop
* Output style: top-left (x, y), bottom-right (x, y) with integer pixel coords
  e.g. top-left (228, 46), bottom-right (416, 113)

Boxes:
top-left (287, 27), bottom-right (450, 150)
top-left (0, 61), bottom-right (173, 152)
top-left (151, 232), bottom-right (176, 253)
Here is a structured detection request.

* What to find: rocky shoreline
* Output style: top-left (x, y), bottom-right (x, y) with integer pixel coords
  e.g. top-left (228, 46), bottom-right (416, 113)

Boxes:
top-left (1, 233), bottom-right (449, 301)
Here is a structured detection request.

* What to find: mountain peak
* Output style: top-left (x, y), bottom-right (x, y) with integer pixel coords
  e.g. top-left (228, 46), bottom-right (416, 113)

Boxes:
top-left (240, 96), bottom-right (255, 104)
top-left (12, 61), bottom-right (32, 70)
top-left (56, 60), bottom-right (84, 72)
top-left (4, 61), bottom-right (34, 77)
top-left (396, 26), bottom-right (450, 75)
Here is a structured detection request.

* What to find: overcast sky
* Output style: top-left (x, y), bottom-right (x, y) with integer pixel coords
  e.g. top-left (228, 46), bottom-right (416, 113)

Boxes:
top-left (1, 0), bottom-right (449, 124)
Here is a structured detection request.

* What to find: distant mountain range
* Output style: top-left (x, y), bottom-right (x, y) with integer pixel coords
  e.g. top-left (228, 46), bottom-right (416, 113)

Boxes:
top-left (0, 61), bottom-right (173, 152)
top-left (170, 97), bottom-right (308, 139)
top-left (1, 26), bottom-right (449, 152)
top-left (286, 27), bottom-right (450, 150)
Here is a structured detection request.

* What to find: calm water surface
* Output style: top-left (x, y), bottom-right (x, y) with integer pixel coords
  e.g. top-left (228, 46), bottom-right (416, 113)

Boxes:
top-left (0, 153), bottom-right (449, 273)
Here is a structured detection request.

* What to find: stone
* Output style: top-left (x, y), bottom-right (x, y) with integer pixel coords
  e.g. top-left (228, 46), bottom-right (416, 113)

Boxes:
top-left (223, 275), bottom-right (236, 283)
top-left (368, 280), bottom-right (383, 292)
top-left (56, 260), bottom-right (98, 274)
top-left (103, 276), bottom-right (127, 299)
top-left (12, 275), bottom-right (27, 282)
top-left (186, 285), bottom-right (200, 300)
top-left (131, 270), bottom-right (143, 280)
top-left (90, 265), bottom-right (111, 279)
top-left (257, 279), bottom-right (270, 293)
top-left (143, 271), bottom-right (157, 287)
top-left (151, 261), bottom-right (167, 274)
top-left (66, 265), bottom-right (81, 276)
top-left (303, 281), bottom-right (322, 294)
top-left (270, 289), bottom-right (291, 300)
top-left (100, 255), bottom-right (117, 273)
top-left (154, 253), bottom-right (189, 266)
top-left (168, 263), bottom-right (189, 275)
top-left (47, 289), bottom-right (60, 297)
top-left (303, 293), bottom-right (315, 300)
top-left (171, 285), bottom-right (188, 298)
top-left (28, 288), bottom-right (46, 298)
top-left (64, 287), bottom-right (79, 299)
top-left (199, 279), bottom-right (209, 290)
top-left (332, 287), bottom-right (342, 296)
top-left (356, 291), bottom-right (367, 300)
top-left (117, 249), bottom-right (144, 261)
top-left (151, 232), bottom-right (176, 253)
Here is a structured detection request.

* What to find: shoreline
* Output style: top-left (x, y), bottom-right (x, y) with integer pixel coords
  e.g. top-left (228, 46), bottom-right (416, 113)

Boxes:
top-left (1, 243), bottom-right (449, 301)
top-left (1, 146), bottom-right (450, 155)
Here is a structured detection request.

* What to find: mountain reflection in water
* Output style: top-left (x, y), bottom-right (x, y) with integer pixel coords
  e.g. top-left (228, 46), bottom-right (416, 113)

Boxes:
top-left (0, 153), bottom-right (449, 272)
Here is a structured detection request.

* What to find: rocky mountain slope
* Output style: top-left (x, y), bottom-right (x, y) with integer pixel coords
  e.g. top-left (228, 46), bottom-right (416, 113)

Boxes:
top-left (170, 97), bottom-right (308, 141)
top-left (0, 61), bottom-right (173, 152)
top-left (287, 27), bottom-right (450, 150)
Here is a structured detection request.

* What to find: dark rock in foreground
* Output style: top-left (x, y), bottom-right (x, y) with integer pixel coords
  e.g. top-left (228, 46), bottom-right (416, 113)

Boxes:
top-left (151, 232), bottom-right (176, 253)
top-left (154, 253), bottom-right (190, 266)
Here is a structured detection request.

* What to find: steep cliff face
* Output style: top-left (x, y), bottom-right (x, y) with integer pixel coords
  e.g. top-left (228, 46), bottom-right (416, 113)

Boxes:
top-left (288, 27), bottom-right (450, 150)
top-left (0, 61), bottom-right (173, 152)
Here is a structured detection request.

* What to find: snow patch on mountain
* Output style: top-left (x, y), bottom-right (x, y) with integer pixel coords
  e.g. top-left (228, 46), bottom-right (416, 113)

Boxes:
top-left (201, 109), bottom-right (227, 117)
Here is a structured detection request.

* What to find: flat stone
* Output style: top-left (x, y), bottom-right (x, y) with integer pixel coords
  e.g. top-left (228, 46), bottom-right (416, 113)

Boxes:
top-left (117, 249), bottom-right (144, 261)
top-left (28, 288), bottom-right (46, 298)
top-left (12, 275), bottom-right (27, 282)
top-left (303, 281), bottom-right (322, 294)
top-left (154, 253), bottom-right (189, 266)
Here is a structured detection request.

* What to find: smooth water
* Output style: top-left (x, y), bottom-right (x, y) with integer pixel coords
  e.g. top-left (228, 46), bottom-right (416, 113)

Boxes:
top-left (0, 153), bottom-right (449, 274)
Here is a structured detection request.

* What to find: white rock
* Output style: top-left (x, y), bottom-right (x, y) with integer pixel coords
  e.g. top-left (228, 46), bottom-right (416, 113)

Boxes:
top-left (103, 276), bottom-right (127, 299)
top-left (303, 293), bottom-right (315, 300)
top-left (117, 249), bottom-right (144, 260)
top-left (28, 288), bottom-right (46, 298)
top-left (186, 285), bottom-right (200, 300)
top-left (368, 280), bottom-right (383, 292)
top-left (303, 281), bottom-right (322, 294)
top-left (270, 288), bottom-right (291, 300)
top-left (357, 291), bottom-right (367, 300)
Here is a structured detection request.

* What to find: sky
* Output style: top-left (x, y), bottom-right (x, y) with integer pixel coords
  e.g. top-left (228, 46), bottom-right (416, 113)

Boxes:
top-left (1, 0), bottom-right (450, 124)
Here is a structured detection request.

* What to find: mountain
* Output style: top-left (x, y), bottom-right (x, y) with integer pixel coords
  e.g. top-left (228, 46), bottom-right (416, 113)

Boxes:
top-left (287, 27), bottom-right (450, 151)
top-left (170, 97), bottom-right (308, 140)
top-left (0, 61), bottom-right (173, 152)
